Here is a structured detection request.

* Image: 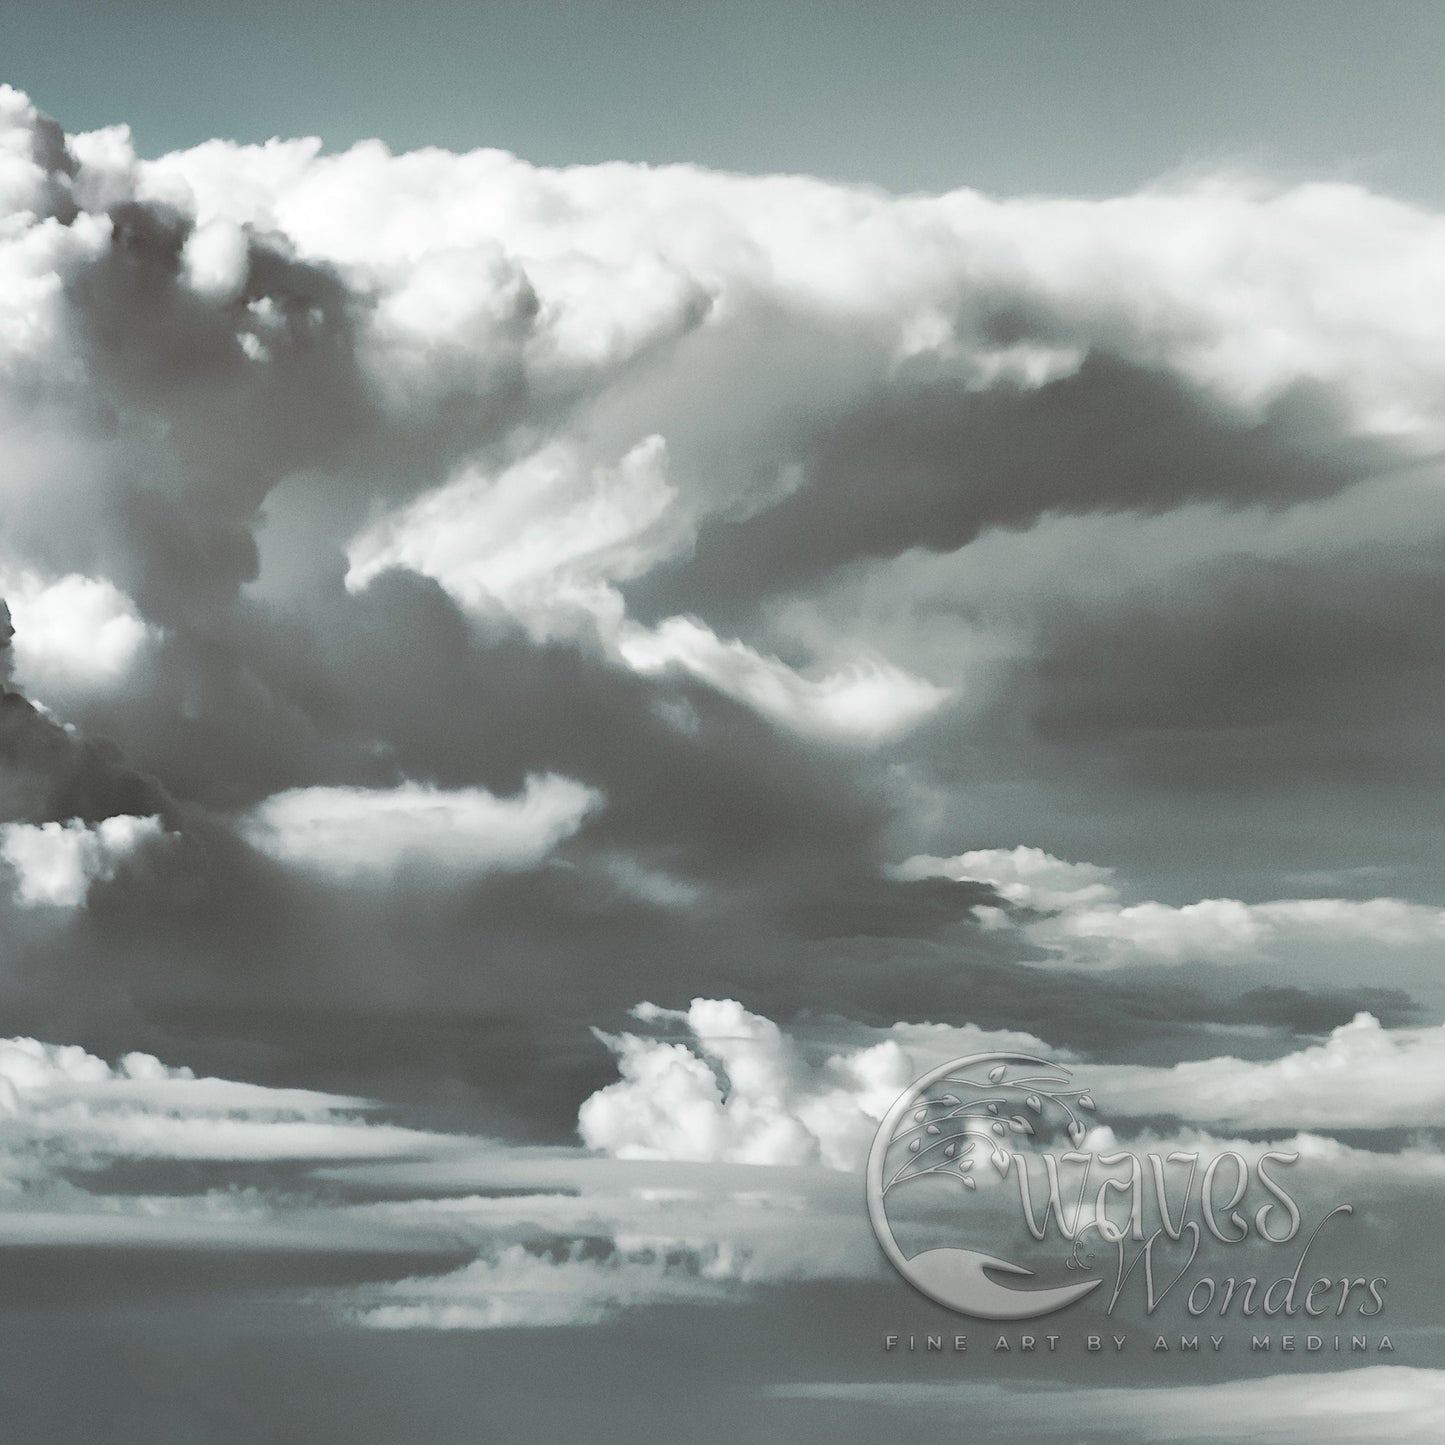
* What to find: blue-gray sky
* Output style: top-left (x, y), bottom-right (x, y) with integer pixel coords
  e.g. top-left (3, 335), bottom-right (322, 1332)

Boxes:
top-left (11, 0), bottom-right (1445, 198)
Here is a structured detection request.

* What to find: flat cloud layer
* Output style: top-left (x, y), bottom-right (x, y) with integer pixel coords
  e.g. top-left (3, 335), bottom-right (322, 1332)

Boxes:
top-left (898, 847), bottom-right (1445, 969)
top-left (771, 1368), bottom-right (1445, 1444)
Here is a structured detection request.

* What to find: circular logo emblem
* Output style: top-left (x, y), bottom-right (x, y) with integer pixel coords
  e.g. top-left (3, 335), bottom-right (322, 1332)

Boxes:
top-left (865, 1051), bottom-right (1103, 1319)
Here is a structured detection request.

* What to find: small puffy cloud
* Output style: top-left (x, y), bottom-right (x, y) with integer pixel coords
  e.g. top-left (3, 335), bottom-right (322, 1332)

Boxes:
top-left (0, 813), bottom-right (162, 908)
top-left (238, 774), bottom-right (602, 882)
top-left (0, 571), bottom-right (156, 698)
top-left (0, 1035), bottom-right (188, 1100)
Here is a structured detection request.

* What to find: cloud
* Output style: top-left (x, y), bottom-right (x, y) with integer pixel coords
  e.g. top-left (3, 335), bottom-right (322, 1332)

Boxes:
top-left (0, 1034), bottom-right (188, 1095)
top-left (345, 436), bottom-right (685, 639)
top-left (0, 813), bottom-right (162, 907)
top-left (579, 998), bottom-right (1049, 1169)
top-left (908, 1009), bottom-right (1445, 1131)
top-left (770, 1368), bottom-right (1445, 1445)
top-left (616, 616), bottom-right (949, 745)
top-left (8, 83), bottom-right (1445, 781)
top-left (581, 998), bottom-right (1445, 1161)
top-left (893, 846), bottom-right (1117, 912)
top-left (1085, 1011), bottom-right (1445, 1129)
top-left (346, 437), bottom-right (947, 745)
top-left (0, 1030), bottom-right (448, 1173)
top-left (2, 96), bottom-right (1445, 1342)
top-left (238, 774), bottom-right (602, 882)
top-left (350, 1241), bottom-right (738, 1330)
top-left (0, 572), bottom-right (156, 700)
top-left (0, 1019), bottom-right (880, 1327)
top-left (1043, 896), bottom-right (1445, 968)
top-left (0, 88), bottom-right (1442, 974)
top-left (898, 846), bottom-right (1445, 968)
top-left (0, 1001), bottom-right (1436, 1341)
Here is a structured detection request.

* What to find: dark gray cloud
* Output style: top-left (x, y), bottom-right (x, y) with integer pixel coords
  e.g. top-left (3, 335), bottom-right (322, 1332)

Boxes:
top-left (0, 686), bottom-right (172, 827)
top-left (626, 354), bottom-right (1386, 631)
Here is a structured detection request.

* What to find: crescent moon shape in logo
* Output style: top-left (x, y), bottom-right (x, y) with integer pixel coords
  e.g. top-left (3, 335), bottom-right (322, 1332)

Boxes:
top-left (865, 1051), bottom-right (1102, 1320)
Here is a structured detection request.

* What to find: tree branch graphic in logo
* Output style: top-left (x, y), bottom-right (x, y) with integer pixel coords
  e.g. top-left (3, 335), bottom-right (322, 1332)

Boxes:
top-left (866, 1052), bottom-right (1104, 1319)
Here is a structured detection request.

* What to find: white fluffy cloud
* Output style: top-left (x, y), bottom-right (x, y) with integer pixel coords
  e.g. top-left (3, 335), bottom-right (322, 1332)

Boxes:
top-left (141, 129), bottom-right (1445, 449)
top-left (0, 571), bottom-right (156, 698)
top-left (238, 774), bottom-right (602, 881)
top-left (894, 845), bottom-right (1117, 912)
top-left (579, 998), bottom-right (1445, 1166)
top-left (0, 814), bottom-right (162, 908)
top-left (898, 846), bottom-right (1445, 968)
top-left (346, 436), bottom-right (948, 745)
top-left (12, 83), bottom-right (1445, 757)
top-left (346, 436), bottom-right (684, 637)
top-left (1086, 1010), bottom-right (1445, 1129)
top-left (579, 997), bottom-right (1049, 1170)
top-left (879, 1008), bottom-right (1445, 1132)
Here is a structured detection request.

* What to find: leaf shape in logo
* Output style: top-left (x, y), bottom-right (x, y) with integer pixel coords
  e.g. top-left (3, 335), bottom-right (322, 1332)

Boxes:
top-left (1068, 1121), bottom-right (1086, 1147)
top-left (990, 1121), bottom-right (1004, 1136)
top-left (927, 1123), bottom-right (941, 1135)
top-left (943, 1142), bottom-right (956, 1158)
top-left (1025, 1094), bottom-right (1041, 1112)
top-left (1078, 1094), bottom-right (1095, 1110)
top-left (939, 1094), bottom-right (960, 1105)
top-left (909, 1138), bottom-right (921, 1152)
top-left (1008, 1114), bottom-right (1034, 1135)
top-left (959, 1157), bottom-right (973, 1171)
top-left (991, 1149), bottom-right (1010, 1175)
top-left (914, 1108), bottom-right (928, 1122)
top-left (988, 1065), bottom-right (1006, 1083)
top-left (986, 1103), bottom-right (998, 1114)
top-left (961, 1174), bottom-right (977, 1190)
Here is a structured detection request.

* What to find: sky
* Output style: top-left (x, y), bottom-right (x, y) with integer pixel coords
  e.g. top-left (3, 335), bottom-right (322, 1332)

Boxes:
top-left (1, 4), bottom-right (1444, 1441)
top-left (10, 1), bottom-right (1445, 200)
